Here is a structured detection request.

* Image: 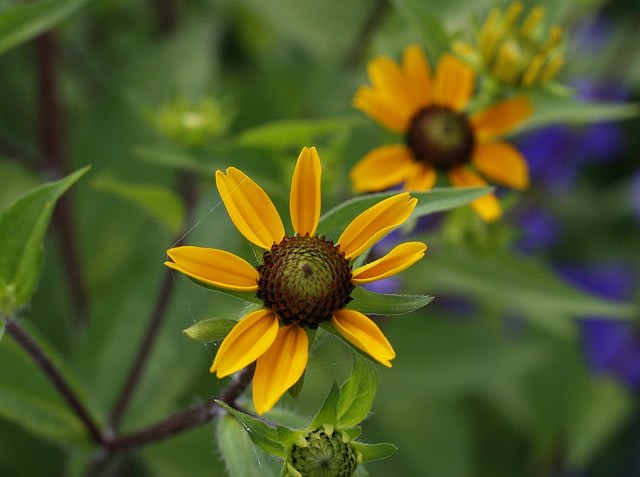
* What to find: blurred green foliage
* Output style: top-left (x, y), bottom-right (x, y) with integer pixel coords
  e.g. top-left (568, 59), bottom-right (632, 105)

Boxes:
top-left (0, 0), bottom-right (639, 476)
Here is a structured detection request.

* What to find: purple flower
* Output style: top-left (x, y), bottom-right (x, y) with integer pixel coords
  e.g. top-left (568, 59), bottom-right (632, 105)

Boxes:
top-left (516, 80), bottom-right (627, 192)
top-left (514, 206), bottom-right (560, 253)
top-left (557, 264), bottom-right (640, 389)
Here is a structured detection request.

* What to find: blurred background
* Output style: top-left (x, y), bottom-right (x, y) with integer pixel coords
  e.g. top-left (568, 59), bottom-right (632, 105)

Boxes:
top-left (0, 0), bottom-right (639, 476)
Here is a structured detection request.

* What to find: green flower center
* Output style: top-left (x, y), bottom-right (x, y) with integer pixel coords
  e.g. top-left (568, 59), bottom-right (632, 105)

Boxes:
top-left (406, 105), bottom-right (475, 171)
top-left (257, 235), bottom-right (354, 328)
top-left (289, 428), bottom-right (358, 477)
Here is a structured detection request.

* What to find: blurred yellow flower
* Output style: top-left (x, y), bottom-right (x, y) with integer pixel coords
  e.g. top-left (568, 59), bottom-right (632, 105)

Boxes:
top-left (165, 147), bottom-right (426, 414)
top-left (454, 1), bottom-right (565, 87)
top-left (352, 45), bottom-right (533, 222)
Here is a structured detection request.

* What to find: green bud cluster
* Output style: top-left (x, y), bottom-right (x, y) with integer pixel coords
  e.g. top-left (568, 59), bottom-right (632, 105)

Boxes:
top-left (286, 427), bottom-right (359, 477)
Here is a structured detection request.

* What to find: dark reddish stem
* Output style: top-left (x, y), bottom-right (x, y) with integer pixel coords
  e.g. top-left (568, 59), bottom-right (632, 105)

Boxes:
top-left (3, 317), bottom-right (105, 445)
top-left (36, 32), bottom-right (89, 325)
top-left (343, 0), bottom-right (390, 70)
top-left (106, 366), bottom-right (254, 452)
top-left (150, 0), bottom-right (180, 34)
top-left (108, 173), bottom-right (198, 430)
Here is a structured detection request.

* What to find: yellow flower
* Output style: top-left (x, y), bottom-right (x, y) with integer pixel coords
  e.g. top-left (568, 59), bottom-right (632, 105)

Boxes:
top-left (351, 45), bottom-right (533, 222)
top-left (165, 147), bottom-right (426, 415)
top-left (454, 1), bottom-right (564, 87)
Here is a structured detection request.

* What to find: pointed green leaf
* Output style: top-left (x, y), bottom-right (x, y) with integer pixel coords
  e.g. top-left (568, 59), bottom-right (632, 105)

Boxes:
top-left (310, 382), bottom-right (341, 429)
top-left (233, 117), bottom-right (358, 149)
top-left (182, 318), bottom-right (236, 342)
top-left (338, 354), bottom-right (377, 428)
top-left (217, 414), bottom-right (276, 477)
top-left (0, 386), bottom-right (87, 447)
top-left (319, 187), bottom-right (492, 240)
top-left (136, 146), bottom-right (213, 175)
top-left (520, 92), bottom-right (638, 133)
top-left (0, 166), bottom-right (89, 314)
top-left (566, 379), bottom-right (633, 469)
top-left (93, 178), bottom-right (184, 235)
top-left (346, 287), bottom-right (433, 316)
top-left (343, 427), bottom-right (362, 441)
top-left (0, 320), bottom-right (4, 343)
top-left (276, 425), bottom-right (301, 449)
top-left (216, 401), bottom-right (286, 457)
top-left (409, 248), bottom-right (636, 322)
top-left (351, 442), bottom-right (398, 463)
top-left (0, 0), bottom-right (91, 55)
top-left (184, 276), bottom-right (263, 304)
top-left (288, 369), bottom-right (306, 400)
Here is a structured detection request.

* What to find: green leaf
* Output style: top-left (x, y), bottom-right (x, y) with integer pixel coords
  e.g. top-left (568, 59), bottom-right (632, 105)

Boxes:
top-left (346, 287), bottom-right (433, 316)
top-left (233, 117), bottom-right (359, 149)
top-left (566, 378), bottom-right (633, 469)
top-left (216, 401), bottom-right (287, 457)
top-left (217, 414), bottom-right (276, 477)
top-left (136, 146), bottom-right (212, 175)
top-left (184, 276), bottom-right (263, 305)
top-left (409, 248), bottom-right (636, 324)
top-left (337, 354), bottom-right (378, 428)
top-left (521, 92), bottom-right (638, 133)
top-left (0, 319), bottom-right (4, 343)
top-left (93, 177), bottom-right (184, 235)
top-left (310, 382), bottom-right (341, 429)
top-left (288, 369), bottom-right (306, 400)
top-left (0, 0), bottom-right (91, 55)
top-left (182, 318), bottom-right (236, 342)
top-left (0, 166), bottom-right (89, 314)
top-left (319, 187), bottom-right (492, 240)
top-left (351, 442), bottom-right (398, 463)
top-left (0, 385), bottom-right (87, 447)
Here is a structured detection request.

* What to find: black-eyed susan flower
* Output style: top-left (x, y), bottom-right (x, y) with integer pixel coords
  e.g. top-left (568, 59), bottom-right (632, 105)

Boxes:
top-left (351, 45), bottom-right (533, 222)
top-left (165, 147), bottom-right (426, 414)
top-left (453, 1), bottom-right (565, 87)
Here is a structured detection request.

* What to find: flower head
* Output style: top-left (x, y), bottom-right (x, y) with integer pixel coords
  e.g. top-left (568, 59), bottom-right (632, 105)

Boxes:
top-left (454, 1), bottom-right (565, 87)
top-left (352, 45), bottom-right (532, 222)
top-left (165, 147), bottom-right (426, 414)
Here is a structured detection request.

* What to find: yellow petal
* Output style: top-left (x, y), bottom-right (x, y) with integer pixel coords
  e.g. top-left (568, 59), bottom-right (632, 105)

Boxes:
top-left (252, 325), bottom-right (308, 415)
top-left (353, 86), bottom-right (409, 133)
top-left (472, 141), bottom-right (529, 190)
top-left (432, 54), bottom-right (475, 111)
top-left (216, 167), bottom-right (285, 250)
top-left (352, 242), bottom-right (427, 284)
top-left (404, 164), bottom-right (436, 191)
top-left (350, 145), bottom-right (418, 193)
top-left (368, 56), bottom-right (418, 121)
top-left (332, 309), bottom-right (395, 367)
top-left (210, 309), bottom-right (279, 378)
top-left (290, 147), bottom-right (322, 236)
top-left (470, 97), bottom-right (533, 141)
top-left (165, 246), bottom-right (259, 291)
top-left (402, 44), bottom-right (431, 107)
top-left (337, 193), bottom-right (417, 260)
top-left (448, 167), bottom-right (502, 222)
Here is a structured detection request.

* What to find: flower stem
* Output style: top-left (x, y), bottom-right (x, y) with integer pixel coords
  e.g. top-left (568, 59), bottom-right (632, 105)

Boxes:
top-left (106, 366), bottom-right (254, 452)
top-left (36, 32), bottom-right (89, 325)
top-left (343, 0), bottom-right (390, 70)
top-left (2, 316), bottom-right (105, 445)
top-left (149, 0), bottom-right (181, 35)
top-left (108, 172), bottom-right (199, 431)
